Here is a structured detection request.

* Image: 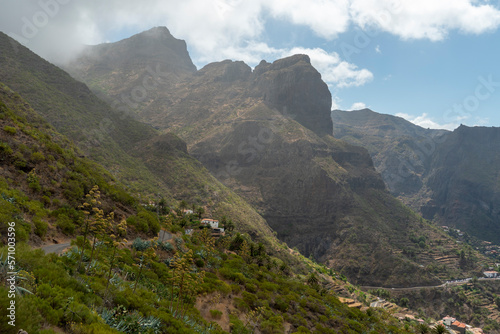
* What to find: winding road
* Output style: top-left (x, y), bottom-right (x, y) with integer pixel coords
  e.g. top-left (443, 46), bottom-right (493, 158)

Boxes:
top-left (360, 277), bottom-right (500, 292)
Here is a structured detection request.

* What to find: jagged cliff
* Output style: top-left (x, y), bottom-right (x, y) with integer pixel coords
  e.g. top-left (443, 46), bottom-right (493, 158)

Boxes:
top-left (332, 109), bottom-right (500, 244)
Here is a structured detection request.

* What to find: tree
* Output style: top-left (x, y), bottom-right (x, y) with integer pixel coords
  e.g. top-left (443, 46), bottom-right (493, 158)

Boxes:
top-left (170, 249), bottom-right (205, 317)
top-left (399, 297), bottom-right (409, 308)
top-left (306, 272), bottom-right (319, 288)
top-left (432, 324), bottom-right (447, 334)
top-left (417, 323), bottom-right (430, 334)
top-left (158, 197), bottom-right (169, 215)
top-left (133, 242), bottom-right (157, 293)
top-left (104, 219), bottom-right (127, 304)
top-left (195, 206), bottom-right (205, 219)
top-left (178, 200), bottom-right (188, 211)
top-left (86, 210), bottom-right (114, 275)
top-left (224, 218), bottom-right (235, 232)
top-left (495, 295), bottom-right (500, 309)
top-left (78, 185), bottom-right (102, 272)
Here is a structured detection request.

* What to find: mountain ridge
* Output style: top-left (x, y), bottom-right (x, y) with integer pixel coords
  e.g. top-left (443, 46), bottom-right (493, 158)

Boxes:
top-left (332, 108), bottom-right (500, 244)
top-left (61, 27), bottom-right (490, 287)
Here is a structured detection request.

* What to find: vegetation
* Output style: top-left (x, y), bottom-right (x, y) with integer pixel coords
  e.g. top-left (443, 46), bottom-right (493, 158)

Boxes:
top-left (0, 208), bottom-right (421, 334)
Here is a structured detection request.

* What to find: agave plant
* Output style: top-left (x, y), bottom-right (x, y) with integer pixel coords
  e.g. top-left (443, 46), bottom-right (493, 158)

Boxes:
top-left (101, 306), bottom-right (162, 333)
top-left (0, 253), bottom-right (33, 295)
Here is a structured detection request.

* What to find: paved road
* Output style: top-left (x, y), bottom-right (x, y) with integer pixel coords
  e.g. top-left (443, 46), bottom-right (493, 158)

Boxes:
top-left (360, 277), bottom-right (500, 292)
top-left (41, 229), bottom-right (173, 255)
top-left (41, 242), bottom-right (71, 255)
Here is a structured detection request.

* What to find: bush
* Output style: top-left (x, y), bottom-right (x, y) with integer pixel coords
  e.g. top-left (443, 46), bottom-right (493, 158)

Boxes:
top-left (158, 241), bottom-right (174, 252)
top-left (131, 238), bottom-right (151, 252)
top-left (3, 125), bottom-right (17, 135)
top-left (56, 214), bottom-right (76, 235)
top-left (34, 218), bottom-right (48, 238)
top-left (0, 142), bottom-right (13, 155)
top-left (210, 309), bottom-right (223, 319)
top-left (31, 151), bottom-right (45, 162)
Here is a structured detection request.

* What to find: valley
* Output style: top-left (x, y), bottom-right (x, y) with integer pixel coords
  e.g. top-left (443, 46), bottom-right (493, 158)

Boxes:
top-left (0, 24), bottom-right (499, 333)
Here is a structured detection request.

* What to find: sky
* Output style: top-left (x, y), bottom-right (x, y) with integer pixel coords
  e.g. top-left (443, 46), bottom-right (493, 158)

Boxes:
top-left (1, 0), bottom-right (500, 130)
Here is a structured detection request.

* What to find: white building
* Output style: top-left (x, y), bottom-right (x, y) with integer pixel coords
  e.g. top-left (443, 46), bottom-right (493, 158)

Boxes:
top-left (201, 219), bottom-right (219, 229)
top-left (484, 271), bottom-right (499, 278)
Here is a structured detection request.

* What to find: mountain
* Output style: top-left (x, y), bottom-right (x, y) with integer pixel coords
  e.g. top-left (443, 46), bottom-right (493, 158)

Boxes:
top-left (0, 82), bottom-right (143, 243)
top-left (0, 31), bottom-right (280, 248)
top-left (332, 109), bottom-right (500, 244)
top-left (424, 125), bottom-right (500, 242)
top-left (0, 82), bottom-right (421, 334)
top-left (62, 27), bottom-right (488, 287)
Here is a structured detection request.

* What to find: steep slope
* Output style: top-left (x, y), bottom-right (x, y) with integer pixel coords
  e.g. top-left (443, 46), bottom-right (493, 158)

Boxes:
top-left (0, 32), bottom-right (277, 246)
top-left (0, 85), bottom-right (416, 334)
top-left (63, 28), bottom-right (485, 286)
top-left (0, 82), bottom-right (140, 243)
top-left (332, 108), bottom-right (449, 198)
top-left (424, 125), bottom-right (500, 242)
top-left (332, 109), bottom-right (500, 244)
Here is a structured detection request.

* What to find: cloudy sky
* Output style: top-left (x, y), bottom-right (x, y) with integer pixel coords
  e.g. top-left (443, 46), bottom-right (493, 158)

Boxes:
top-left (2, 0), bottom-right (500, 130)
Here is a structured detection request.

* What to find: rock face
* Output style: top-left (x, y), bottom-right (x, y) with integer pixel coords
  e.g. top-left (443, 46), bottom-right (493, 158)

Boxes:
top-left (252, 55), bottom-right (333, 136)
top-left (424, 125), bottom-right (500, 242)
top-left (62, 28), bottom-right (478, 287)
top-left (332, 109), bottom-right (500, 243)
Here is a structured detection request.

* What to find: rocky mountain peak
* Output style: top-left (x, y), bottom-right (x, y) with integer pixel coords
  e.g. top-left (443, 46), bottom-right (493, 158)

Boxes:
top-left (197, 59), bottom-right (252, 82)
top-left (252, 54), bottom-right (333, 136)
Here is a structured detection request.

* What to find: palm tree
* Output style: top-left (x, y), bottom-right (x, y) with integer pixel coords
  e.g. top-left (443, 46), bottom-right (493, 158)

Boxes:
top-left (417, 323), bottom-right (430, 334)
top-left (306, 272), bottom-right (319, 287)
top-left (432, 324), bottom-right (447, 334)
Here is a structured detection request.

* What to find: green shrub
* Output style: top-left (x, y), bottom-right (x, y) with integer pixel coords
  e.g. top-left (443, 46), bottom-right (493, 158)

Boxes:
top-left (0, 142), bottom-right (13, 155)
top-left (27, 170), bottom-right (41, 192)
top-left (56, 214), bottom-right (75, 235)
top-left (132, 238), bottom-right (151, 251)
top-left (31, 151), bottom-right (45, 162)
top-left (3, 125), bottom-right (17, 135)
top-left (34, 217), bottom-right (48, 238)
top-left (210, 309), bottom-right (223, 319)
top-left (16, 222), bottom-right (31, 241)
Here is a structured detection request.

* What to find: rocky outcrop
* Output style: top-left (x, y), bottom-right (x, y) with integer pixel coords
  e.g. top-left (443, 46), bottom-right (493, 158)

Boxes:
top-left (253, 55), bottom-right (333, 136)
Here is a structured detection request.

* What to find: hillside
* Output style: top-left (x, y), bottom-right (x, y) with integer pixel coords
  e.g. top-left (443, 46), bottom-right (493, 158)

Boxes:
top-left (0, 83), bottom-right (421, 334)
top-left (0, 82), bottom-right (144, 244)
top-left (331, 109), bottom-right (500, 244)
top-left (61, 27), bottom-right (490, 287)
top-left (0, 31), bottom-right (283, 250)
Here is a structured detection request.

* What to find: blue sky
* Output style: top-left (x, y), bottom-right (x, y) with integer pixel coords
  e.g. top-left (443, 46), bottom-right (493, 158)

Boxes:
top-left (1, 0), bottom-right (500, 130)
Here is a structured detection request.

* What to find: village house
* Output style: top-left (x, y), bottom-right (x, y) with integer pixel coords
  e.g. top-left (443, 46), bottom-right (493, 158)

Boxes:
top-left (442, 316), bottom-right (456, 326)
top-left (450, 320), bottom-right (466, 334)
top-left (200, 218), bottom-right (225, 237)
top-left (201, 218), bottom-right (219, 229)
top-left (484, 270), bottom-right (499, 278)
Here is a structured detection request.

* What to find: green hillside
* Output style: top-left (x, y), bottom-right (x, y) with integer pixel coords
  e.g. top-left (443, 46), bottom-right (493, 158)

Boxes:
top-left (0, 82), bottom-right (419, 334)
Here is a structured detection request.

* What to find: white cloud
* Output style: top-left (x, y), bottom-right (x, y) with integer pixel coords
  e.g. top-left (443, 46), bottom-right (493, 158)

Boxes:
top-left (375, 45), bottom-right (381, 53)
top-left (349, 102), bottom-right (367, 110)
top-left (284, 47), bottom-right (374, 88)
top-left (264, 0), bottom-right (351, 39)
top-left (396, 112), bottom-right (459, 130)
top-left (349, 0), bottom-right (500, 41)
top-left (331, 96), bottom-right (342, 110)
top-left (2, 0), bottom-right (500, 84)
